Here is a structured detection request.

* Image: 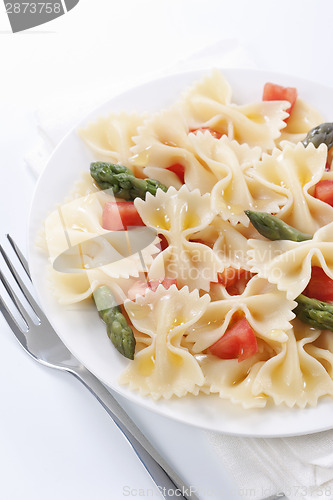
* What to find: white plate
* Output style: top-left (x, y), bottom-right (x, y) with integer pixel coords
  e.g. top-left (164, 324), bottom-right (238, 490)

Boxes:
top-left (28, 68), bottom-right (333, 437)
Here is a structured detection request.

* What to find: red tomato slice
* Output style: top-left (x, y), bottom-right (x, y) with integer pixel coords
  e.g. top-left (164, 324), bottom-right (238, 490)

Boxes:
top-left (102, 201), bottom-right (145, 230)
top-left (209, 318), bottom-right (258, 362)
top-left (189, 127), bottom-right (222, 139)
top-left (218, 267), bottom-right (246, 287)
top-left (127, 278), bottom-right (177, 300)
top-left (217, 267), bottom-right (255, 295)
top-left (262, 82), bottom-right (297, 121)
top-left (148, 278), bottom-right (177, 292)
top-left (157, 233), bottom-right (169, 251)
top-left (166, 163), bottom-right (185, 184)
top-left (304, 266), bottom-right (333, 302)
top-left (127, 281), bottom-right (149, 301)
top-left (325, 147), bottom-right (333, 171)
top-left (314, 180), bottom-right (333, 207)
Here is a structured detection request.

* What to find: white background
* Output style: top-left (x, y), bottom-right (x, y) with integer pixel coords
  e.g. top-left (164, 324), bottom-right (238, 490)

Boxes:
top-left (0, 1), bottom-right (333, 499)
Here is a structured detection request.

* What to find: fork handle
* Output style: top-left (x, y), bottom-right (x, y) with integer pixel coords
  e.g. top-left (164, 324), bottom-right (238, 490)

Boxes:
top-left (70, 366), bottom-right (199, 500)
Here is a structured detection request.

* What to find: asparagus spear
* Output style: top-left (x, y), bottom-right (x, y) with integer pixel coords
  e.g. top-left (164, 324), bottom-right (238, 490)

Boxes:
top-left (90, 162), bottom-right (167, 200)
top-left (245, 210), bottom-right (312, 242)
top-left (93, 285), bottom-right (136, 360)
top-left (295, 294), bottom-right (333, 332)
top-left (302, 122), bottom-right (333, 150)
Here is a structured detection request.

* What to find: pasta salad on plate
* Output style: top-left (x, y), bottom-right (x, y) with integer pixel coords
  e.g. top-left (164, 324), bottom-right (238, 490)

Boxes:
top-left (39, 69), bottom-right (333, 412)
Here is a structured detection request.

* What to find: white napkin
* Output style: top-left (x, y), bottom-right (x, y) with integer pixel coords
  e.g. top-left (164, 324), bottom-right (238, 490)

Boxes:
top-left (208, 431), bottom-right (333, 500)
top-left (25, 38), bottom-right (255, 177)
top-left (25, 39), bottom-right (333, 500)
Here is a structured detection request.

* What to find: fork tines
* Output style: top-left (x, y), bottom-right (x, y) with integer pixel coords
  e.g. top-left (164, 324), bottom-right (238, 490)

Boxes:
top-left (0, 235), bottom-right (40, 334)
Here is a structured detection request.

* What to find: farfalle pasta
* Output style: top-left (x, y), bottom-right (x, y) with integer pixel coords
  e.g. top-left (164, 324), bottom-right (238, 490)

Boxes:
top-left (135, 185), bottom-right (221, 291)
top-left (120, 285), bottom-right (210, 399)
top-left (248, 221), bottom-right (333, 300)
top-left (189, 132), bottom-right (283, 226)
top-left (43, 175), bottom-right (160, 304)
top-left (42, 69), bottom-right (333, 409)
top-left (278, 98), bottom-right (323, 145)
top-left (180, 70), bottom-right (289, 150)
top-left (252, 320), bottom-right (333, 408)
top-left (132, 70), bottom-right (289, 193)
top-left (80, 112), bottom-right (146, 175)
top-left (186, 276), bottom-right (295, 353)
top-left (200, 320), bottom-right (333, 408)
top-left (132, 106), bottom-right (218, 193)
top-left (249, 142), bottom-right (333, 233)
top-left (199, 217), bottom-right (252, 271)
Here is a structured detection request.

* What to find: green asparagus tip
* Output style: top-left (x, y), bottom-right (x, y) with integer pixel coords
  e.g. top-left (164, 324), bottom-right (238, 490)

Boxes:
top-left (302, 123), bottom-right (333, 150)
top-left (90, 162), bottom-right (167, 200)
top-left (93, 285), bottom-right (136, 360)
top-left (245, 210), bottom-right (312, 242)
top-left (295, 294), bottom-right (333, 332)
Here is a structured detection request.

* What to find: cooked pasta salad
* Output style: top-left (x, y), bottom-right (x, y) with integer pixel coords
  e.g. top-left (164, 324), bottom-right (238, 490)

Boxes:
top-left (42, 70), bottom-right (333, 409)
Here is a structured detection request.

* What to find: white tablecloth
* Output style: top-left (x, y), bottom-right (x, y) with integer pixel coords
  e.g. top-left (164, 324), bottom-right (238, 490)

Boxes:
top-left (1, 1), bottom-right (333, 499)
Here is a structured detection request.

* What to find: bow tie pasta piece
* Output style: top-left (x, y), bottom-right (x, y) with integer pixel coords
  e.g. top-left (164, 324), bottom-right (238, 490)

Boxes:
top-left (200, 320), bottom-right (333, 408)
top-left (252, 320), bottom-right (333, 408)
top-left (189, 132), bottom-right (283, 226)
top-left (119, 286), bottom-right (211, 399)
top-left (249, 142), bottom-right (333, 234)
top-left (278, 98), bottom-right (323, 145)
top-left (194, 214), bottom-right (265, 250)
top-left (307, 329), bottom-right (333, 379)
top-left (181, 69), bottom-right (233, 114)
top-left (135, 185), bottom-right (214, 237)
top-left (196, 218), bottom-right (251, 271)
top-left (44, 188), bottom-right (159, 281)
top-left (47, 266), bottom-right (97, 305)
top-left (79, 112), bottom-right (147, 176)
top-left (247, 221), bottom-right (333, 300)
top-left (199, 352), bottom-right (270, 408)
top-left (194, 217), bottom-right (255, 277)
top-left (186, 276), bottom-right (295, 354)
top-left (47, 267), bottom-right (136, 306)
top-left (44, 187), bottom-right (111, 261)
top-left (135, 186), bottom-right (221, 291)
top-left (131, 106), bottom-right (217, 193)
top-left (180, 70), bottom-right (289, 151)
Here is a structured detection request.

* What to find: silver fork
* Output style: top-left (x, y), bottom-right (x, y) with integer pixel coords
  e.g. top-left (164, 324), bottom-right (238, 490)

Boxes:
top-left (0, 235), bottom-right (199, 500)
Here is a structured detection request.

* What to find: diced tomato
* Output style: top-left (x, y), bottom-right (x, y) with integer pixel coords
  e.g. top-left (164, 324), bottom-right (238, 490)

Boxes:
top-left (326, 148), bottom-right (333, 171)
top-left (102, 201), bottom-right (145, 230)
top-left (217, 267), bottom-right (255, 295)
top-left (314, 180), bottom-right (333, 207)
top-left (209, 318), bottom-right (258, 362)
top-left (148, 278), bottom-right (177, 292)
top-left (157, 233), bottom-right (169, 251)
top-left (303, 266), bottom-right (333, 302)
top-left (262, 82), bottom-right (297, 121)
top-left (127, 278), bottom-right (177, 300)
top-left (190, 238), bottom-right (210, 247)
top-left (127, 281), bottom-right (150, 301)
top-left (189, 127), bottom-right (222, 139)
top-left (218, 267), bottom-right (246, 287)
top-left (166, 163), bottom-right (185, 184)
